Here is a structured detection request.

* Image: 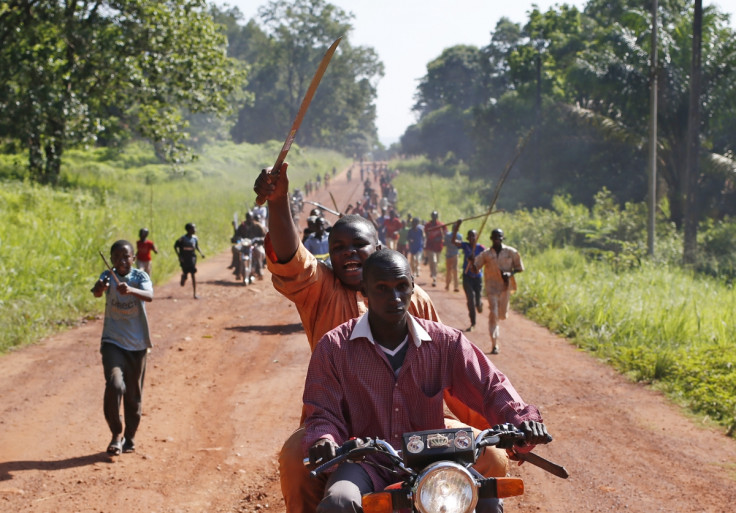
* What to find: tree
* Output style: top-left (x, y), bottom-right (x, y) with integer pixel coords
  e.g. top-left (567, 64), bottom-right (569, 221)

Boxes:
top-left (0, 0), bottom-right (245, 182)
top-left (683, 0), bottom-right (703, 264)
top-left (230, 0), bottom-right (383, 156)
top-left (406, 45), bottom-right (488, 161)
top-left (571, 0), bottom-right (736, 229)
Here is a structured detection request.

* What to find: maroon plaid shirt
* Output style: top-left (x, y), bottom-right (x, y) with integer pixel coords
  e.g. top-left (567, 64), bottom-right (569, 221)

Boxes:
top-left (303, 314), bottom-right (542, 489)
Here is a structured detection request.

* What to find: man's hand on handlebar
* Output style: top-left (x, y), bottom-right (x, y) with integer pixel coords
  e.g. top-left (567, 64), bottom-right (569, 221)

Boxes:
top-left (309, 438), bottom-right (337, 466)
top-left (517, 420), bottom-right (552, 446)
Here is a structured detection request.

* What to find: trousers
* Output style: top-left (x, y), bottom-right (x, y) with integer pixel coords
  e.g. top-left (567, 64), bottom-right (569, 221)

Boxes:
top-left (445, 255), bottom-right (459, 290)
top-left (101, 343), bottom-right (147, 440)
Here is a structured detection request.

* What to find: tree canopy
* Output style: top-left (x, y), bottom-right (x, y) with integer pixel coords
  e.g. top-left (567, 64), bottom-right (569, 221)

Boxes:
top-left (223, 0), bottom-right (383, 157)
top-left (404, 0), bottom-right (736, 230)
top-left (0, 0), bottom-right (246, 182)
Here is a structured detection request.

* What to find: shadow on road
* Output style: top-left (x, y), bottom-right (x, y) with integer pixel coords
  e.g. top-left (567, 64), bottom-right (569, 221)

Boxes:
top-left (225, 323), bottom-right (304, 335)
top-left (0, 453), bottom-right (112, 481)
top-left (206, 279), bottom-right (247, 287)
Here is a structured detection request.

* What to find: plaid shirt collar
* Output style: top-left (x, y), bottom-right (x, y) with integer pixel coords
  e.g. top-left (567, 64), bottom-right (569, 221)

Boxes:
top-left (349, 312), bottom-right (431, 348)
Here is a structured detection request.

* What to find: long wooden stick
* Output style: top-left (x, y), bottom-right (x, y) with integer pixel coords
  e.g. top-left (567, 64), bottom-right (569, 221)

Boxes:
top-left (464, 127), bottom-right (535, 274)
top-left (424, 209), bottom-right (506, 232)
top-left (477, 127), bottom-right (535, 241)
top-left (98, 251), bottom-right (121, 286)
top-left (329, 191), bottom-right (339, 213)
top-left (304, 200), bottom-right (340, 217)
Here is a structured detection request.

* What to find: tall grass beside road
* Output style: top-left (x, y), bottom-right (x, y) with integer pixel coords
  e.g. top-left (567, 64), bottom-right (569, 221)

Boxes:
top-left (393, 164), bottom-right (736, 433)
top-left (514, 249), bottom-right (736, 432)
top-left (0, 142), bottom-right (348, 352)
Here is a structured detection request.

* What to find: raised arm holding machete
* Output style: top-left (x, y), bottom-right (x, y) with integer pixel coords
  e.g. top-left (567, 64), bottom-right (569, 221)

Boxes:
top-left (253, 36), bottom-right (341, 264)
top-left (254, 36), bottom-right (341, 206)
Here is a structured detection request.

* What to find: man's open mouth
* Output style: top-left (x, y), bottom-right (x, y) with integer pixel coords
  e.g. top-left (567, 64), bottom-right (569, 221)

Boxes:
top-left (343, 261), bottom-right (361, 271)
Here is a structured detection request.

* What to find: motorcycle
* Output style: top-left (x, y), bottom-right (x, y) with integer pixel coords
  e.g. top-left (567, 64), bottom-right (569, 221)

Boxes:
top-left (305, 424), bottom-right (567, 513)
top-left (291, 193), bottom-right (305, 214)
top-left (234, 236), bottom-right (265, 285)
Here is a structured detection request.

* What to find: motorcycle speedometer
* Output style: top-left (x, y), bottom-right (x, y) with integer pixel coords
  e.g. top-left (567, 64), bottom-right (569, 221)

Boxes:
top-left (413, 461), bottom-right (478, 513)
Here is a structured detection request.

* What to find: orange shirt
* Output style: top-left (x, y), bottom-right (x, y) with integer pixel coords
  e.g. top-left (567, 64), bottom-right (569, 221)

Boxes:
top-left (266, 238), bottom-right (439, 350)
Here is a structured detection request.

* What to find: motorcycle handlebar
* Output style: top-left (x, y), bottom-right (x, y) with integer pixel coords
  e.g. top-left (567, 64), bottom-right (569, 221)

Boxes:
top-left (304, 426), bottom-right (566, 481)
top-left (303, 437), bottom-right (408, 477)
top-left (476, 424), bottom-right (553, 450)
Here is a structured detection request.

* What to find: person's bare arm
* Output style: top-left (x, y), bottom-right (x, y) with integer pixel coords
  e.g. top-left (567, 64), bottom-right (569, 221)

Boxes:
top-left (253, 163), bottom-right (301, 263)
top-left (117, 282), bottom-right (153, 302)
top-left (451, 220), bottom-right (462, 247)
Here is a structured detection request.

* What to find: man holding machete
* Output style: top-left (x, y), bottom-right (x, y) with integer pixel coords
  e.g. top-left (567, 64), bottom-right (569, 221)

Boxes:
top-left (252, 36), bottom-right (509, 513)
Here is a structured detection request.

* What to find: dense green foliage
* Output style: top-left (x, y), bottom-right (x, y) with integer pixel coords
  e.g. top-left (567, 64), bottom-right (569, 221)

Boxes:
top-left (0, 0), bottom-right (246, 181)
top-left (1, 0), bottom-right (381, 182)
top-left (515, 249), bottom-right (736, 431)
top-left (393, 163), bottom-right (735, 434)
top-left (0, 142), bottom-right (348, 353)
top-left (404, 0), bottom-right (736, 234)
top-left (213, 0), bottom-right (383, 156)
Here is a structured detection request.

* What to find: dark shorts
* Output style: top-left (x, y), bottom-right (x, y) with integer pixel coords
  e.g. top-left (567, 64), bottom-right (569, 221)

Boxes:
top-left (179, 254), bottom-right (197, 274)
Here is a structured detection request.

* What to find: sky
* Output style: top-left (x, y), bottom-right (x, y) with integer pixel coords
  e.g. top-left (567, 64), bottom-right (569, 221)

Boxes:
top-left (218, 0), bottom-right (736, 146)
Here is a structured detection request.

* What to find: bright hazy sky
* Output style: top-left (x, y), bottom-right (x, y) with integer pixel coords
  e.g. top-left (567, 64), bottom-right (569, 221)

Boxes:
top-left (217, 0), bottom-right (736, 145)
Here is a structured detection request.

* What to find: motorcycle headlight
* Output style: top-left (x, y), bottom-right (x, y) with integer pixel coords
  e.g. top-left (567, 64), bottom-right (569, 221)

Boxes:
top-left (413, 461), bottom-right (478, 513)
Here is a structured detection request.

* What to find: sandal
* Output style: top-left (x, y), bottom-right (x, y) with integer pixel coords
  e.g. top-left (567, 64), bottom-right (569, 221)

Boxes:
top-left (107, 437), bottom-right (124, 456)
top-left (122, 438), bottom-right (135, 453)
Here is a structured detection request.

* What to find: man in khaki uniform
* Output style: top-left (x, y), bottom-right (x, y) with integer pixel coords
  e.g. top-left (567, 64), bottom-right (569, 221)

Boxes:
top-left (473, 228), bottom-right (524, 354)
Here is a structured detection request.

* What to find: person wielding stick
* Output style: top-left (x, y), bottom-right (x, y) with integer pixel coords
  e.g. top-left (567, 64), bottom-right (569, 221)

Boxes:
top-left (471, 228), bottom-right (524, 354)
top-left (91, 240), bottom-right (153, 456)
top-left (451, 220), bottom-right (485, 332)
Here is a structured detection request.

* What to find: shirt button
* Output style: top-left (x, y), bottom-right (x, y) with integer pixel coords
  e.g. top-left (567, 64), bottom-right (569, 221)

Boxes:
top-left (395, 408), bottom-right (399, 412)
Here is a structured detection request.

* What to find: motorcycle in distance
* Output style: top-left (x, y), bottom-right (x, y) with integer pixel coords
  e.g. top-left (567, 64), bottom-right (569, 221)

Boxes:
top-left (233, 236), bottom-right (265, 285)
top-left (291, 190), bottom-right (305, 214)
top-left (305, 423), bottom-right (568, 513)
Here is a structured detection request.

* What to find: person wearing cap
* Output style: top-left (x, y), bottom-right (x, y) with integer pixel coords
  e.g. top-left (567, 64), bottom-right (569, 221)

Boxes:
top-left (471, 228), bottom-right (524, 354)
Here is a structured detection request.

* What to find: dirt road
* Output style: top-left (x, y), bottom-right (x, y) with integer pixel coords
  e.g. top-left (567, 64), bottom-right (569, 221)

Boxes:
top-left (1, 166), bottom-right (735, 513)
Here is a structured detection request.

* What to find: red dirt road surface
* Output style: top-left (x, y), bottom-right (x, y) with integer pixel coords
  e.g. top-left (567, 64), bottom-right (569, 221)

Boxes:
top-left (1, 167), bottom-right (735, 513)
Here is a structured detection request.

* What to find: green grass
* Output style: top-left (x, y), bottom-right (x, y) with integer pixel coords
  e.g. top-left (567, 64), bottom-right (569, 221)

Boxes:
top-left (395, 161), bottom-right (736, 434)
top-left (0, 141), bottom-right (349, 352)
top-left (513, 248), bottom-right (736, 430)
